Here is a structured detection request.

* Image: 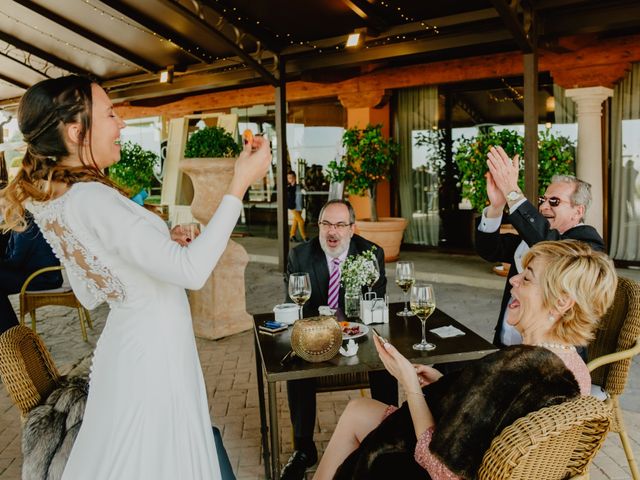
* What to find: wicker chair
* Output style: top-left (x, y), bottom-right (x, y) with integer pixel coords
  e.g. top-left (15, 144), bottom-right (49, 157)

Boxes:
top-left (19, 266), bottom-right (92, 342)
top-left (477, 395), bottom-right (612, 480)
top-left (586, 276), bottom-right (640, 480)
top-left (0, 325), bottom-right (61, 418)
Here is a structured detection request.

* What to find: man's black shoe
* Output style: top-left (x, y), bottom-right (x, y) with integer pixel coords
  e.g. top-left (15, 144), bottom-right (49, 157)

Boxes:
top-left (279, 450), bottom-right (315, 480)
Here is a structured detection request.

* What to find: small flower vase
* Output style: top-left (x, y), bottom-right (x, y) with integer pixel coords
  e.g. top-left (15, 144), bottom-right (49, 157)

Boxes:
top-left (344, 287), bottom-right (361, 319)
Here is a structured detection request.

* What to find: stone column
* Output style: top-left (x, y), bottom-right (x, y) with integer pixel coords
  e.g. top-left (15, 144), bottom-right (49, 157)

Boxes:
top-left (565, 86), bottom-right (613, 236)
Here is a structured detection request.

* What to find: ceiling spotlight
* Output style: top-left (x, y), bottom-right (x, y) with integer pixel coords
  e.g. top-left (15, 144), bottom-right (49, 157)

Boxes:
top-left (346, 33), bottom-right (361, 48)
top-left (160, 65), bottom-right (174, 84)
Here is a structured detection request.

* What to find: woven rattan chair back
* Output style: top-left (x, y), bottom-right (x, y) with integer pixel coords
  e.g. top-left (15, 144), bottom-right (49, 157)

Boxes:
top-left (19, 266), bottom-right (93, 342)
top-left (0, 325), bottom-right (61, 417)
top-left (477, 395), bottom-right (611, 480)
top-left (586, 276), bottom-right (640, 479)
top-left (588, 276), bottom-right (640, 394)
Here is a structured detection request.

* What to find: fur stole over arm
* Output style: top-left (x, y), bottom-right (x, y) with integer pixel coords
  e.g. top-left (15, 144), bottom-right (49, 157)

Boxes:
top-left (22, 376), bottom-right (88, 480)
top-left (334, 345), bottom-right (581, 480)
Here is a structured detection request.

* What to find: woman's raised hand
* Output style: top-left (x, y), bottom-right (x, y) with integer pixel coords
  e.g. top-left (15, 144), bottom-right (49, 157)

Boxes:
top-left (373, 335), bottom-right (422, 393)
top-left (227, 135), bottom-right (272, 199)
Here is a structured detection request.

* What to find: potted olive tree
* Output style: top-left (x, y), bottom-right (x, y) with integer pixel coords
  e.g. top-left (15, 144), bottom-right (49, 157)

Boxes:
top-left (179, 125), bottom-right (241, 222)
top-left (327, 124), bottom-right (407, 261)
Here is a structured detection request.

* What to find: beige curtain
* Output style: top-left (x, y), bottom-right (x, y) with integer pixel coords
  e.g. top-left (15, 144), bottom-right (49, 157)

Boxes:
top-left (610, 63), bottom-right (640, 261)
top-left (394, 86), bottom-right (439, 244)
top-left (552, 84), bottom-right (577, 124)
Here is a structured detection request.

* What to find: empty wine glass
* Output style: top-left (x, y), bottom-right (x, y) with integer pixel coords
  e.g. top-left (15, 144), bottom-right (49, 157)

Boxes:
top-left (288, 272), bottom-right (311, 320)
top-left (410, 283), bottom-right (436, 351)
top-left (395, 261), bottom-right (415, 317)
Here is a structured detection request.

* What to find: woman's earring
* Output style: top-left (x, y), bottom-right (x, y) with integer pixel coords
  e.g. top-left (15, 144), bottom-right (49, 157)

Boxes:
top-left (548, 314), bottom-right (555, 322)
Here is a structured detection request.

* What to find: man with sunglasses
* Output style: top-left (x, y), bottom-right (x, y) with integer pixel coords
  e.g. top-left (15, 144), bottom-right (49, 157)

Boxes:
top-left (476, 146), bottom-right (604, 347)
top-left (280, 199), bottom-right (397, 480)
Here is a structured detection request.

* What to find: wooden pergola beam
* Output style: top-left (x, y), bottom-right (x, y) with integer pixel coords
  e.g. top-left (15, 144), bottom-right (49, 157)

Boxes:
top-left (489, 0), bottom-right (533, 53)
top-left (0, 72), bottom-right (30, 90)
top-left (341, 0), bottom-right (389, 34)
top-left (0, 31), bottom-right (93, 78)
top-left (99, 0), bottom-right (218, 64)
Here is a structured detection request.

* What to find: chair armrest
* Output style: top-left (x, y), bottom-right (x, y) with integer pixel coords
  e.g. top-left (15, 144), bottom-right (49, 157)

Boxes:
top-left (20, 266), bottom-right (64, 295)
top-left (587, 338), bottom-right (640, 372)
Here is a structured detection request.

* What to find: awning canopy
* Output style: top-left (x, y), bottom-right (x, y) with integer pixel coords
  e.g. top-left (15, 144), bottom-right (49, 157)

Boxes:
top-left (0, 0), bottom-right (639, 109)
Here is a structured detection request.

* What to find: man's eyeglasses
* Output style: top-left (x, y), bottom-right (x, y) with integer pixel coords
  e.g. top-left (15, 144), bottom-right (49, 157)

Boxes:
top-left (538, 196), bottom-right (565, 207)
top-left (318, 221), bottom-right (353, 231)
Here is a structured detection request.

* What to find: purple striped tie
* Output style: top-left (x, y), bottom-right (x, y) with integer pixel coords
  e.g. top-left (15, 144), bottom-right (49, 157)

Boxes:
top-left (327, 258), bottom-right (341, 309)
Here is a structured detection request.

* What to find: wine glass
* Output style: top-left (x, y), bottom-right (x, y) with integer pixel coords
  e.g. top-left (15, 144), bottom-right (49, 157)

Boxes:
top-left (288, 273), bottom-right (311, 320)
top-left (395, 261), bottom-right (415, 317)
top-left (410, 283), bottom-right (436, 351)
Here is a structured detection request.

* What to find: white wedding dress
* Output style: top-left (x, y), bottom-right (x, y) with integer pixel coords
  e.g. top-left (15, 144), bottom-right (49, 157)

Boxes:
top-left (28, 182), bottom-right (242, 480)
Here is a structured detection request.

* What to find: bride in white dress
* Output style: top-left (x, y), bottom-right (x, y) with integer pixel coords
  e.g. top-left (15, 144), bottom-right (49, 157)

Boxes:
top-left (1, 75), bottom-right (271, 479)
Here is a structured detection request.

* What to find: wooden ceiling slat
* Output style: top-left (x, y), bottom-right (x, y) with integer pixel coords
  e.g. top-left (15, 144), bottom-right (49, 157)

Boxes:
top-left (0, 50), bottom-right (51, 79)
top-left (340, 0), bottom-right (389, 35)
top-left (489, 0), bottom-right (534, 53)
top-left (0, 72), bottom-right (30, 90)
top-left (12, 0), bottom-right (160, 73)
top-left (98, 0), bottom-right (217, 64)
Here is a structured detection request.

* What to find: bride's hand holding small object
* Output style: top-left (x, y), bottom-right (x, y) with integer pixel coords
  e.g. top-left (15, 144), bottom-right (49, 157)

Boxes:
top-left (413, 364), bottom-right (443, 387)
top-left (228, 134), bottom-right (272, 199)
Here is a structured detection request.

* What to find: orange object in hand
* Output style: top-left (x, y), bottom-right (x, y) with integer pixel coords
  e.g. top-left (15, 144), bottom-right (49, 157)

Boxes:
top-left (243, 129), bottom-right (253, 146)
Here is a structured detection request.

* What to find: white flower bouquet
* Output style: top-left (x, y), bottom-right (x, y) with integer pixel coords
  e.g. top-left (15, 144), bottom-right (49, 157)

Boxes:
top-left (340, 246), bottom-right (379, 293)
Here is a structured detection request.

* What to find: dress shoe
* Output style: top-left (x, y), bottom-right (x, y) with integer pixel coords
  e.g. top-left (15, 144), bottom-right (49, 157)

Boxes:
top-left (279, 450), bottom-right (315, 480)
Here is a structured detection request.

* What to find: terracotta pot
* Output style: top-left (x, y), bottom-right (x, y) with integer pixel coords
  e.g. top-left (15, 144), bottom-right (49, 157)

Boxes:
top-left (179, 157), bottom-right (235, 223)
top-left (291, 316), bottom-right (342, 363)
top-left (355, 217), bottom-right (408, 262)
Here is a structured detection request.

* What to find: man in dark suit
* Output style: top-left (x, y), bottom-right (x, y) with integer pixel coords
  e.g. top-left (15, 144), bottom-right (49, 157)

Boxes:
top-left (1, 218), bottom-right (62, 335)
top-left (280, 199), bottom-right (397, 480)
top-left (476, 146), bottom-right (604, 347)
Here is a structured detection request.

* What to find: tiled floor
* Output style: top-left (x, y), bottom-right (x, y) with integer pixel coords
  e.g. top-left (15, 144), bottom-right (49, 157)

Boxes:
top-left (1, 254), bottom-right (639, 479)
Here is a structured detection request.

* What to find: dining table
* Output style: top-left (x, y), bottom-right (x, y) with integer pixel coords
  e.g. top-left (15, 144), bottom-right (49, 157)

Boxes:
top-left (252, 302), bottom-right (498, 479)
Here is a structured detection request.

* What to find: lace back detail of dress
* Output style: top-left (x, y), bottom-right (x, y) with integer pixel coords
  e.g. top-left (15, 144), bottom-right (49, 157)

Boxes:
top-left (30, 194), bottom-right (126, 306)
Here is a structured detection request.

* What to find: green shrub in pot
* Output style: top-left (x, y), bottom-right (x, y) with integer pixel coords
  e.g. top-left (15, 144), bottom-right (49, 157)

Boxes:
top-left (184, 126), bottom-right (241, 158)
top-left (109, 141), bottom-right (158, 196)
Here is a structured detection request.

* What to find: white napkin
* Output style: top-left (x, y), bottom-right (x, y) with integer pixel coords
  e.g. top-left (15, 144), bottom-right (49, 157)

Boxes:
top-left (430, 325), bottom-right (465, 338)
top-left (339, 339), bottom-right (359, 357)
top-left (319, 306), bottom-right (337, 316)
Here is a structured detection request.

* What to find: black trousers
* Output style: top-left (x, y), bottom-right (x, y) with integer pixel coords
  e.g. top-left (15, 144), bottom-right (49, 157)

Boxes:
top-left (286, 370), bottom-right (398, 440)
top-left (0, 270), bottom-right (25, 335)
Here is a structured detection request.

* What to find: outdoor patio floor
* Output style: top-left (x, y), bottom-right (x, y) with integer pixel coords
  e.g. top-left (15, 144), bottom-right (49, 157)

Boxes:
top-left (1, 239), bottom-right (638, 479)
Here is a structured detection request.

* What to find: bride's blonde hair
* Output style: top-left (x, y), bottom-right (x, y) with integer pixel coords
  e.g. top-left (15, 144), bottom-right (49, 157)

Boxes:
top-left (0, 75), bottom-right (127, 232)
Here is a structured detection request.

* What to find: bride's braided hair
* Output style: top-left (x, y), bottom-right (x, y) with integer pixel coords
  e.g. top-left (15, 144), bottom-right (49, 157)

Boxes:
top-left (0, 75), bottom-right (129, 232)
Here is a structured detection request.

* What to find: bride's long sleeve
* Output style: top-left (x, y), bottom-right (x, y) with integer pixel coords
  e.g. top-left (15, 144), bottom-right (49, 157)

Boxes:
top-left (66, 183), bottom-right (242, 290)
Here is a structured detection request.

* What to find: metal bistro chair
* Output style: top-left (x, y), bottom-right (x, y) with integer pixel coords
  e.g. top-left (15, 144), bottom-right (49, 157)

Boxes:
top-left (19, 266), bottom-right (93, 342)
top-left (0, 325), bottom-right (61, 419)
top-left (586, 276), bottom-right (640, 480)
top-left (478, 395), bottom-right (612, 480)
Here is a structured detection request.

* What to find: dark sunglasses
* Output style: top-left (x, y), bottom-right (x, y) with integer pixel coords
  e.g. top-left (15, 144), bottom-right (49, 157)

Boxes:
top-left (538, 196), bottom-right (564, 207)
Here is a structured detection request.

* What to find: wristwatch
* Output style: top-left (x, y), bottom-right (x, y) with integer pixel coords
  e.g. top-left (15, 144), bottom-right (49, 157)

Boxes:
top-left (506, 190), bottom-right (523, 202)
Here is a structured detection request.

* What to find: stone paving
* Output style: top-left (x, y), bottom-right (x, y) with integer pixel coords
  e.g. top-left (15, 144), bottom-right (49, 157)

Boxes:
top-left (1, 259), bottom-right (639, 479)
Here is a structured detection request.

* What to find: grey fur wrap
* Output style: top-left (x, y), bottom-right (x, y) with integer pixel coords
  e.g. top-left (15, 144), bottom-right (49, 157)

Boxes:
top-left (21, 376), bottom-right (88, 480)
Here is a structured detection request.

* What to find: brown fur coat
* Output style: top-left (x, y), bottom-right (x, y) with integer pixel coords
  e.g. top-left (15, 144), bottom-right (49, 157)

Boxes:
top-left (334, 345), bottom-right (581, 480)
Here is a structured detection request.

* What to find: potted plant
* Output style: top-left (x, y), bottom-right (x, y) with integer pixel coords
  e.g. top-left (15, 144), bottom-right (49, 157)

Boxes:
top-left (327, 124), bottom-right (406, 261)
top-left (179, 125), bottom-right (242, 222)
top-left (108, 141), bottom-right (158, 203)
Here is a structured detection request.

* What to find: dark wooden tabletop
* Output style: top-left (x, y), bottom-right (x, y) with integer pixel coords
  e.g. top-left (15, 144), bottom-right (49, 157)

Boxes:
top-left (253, 302), bottom-right (497, 382)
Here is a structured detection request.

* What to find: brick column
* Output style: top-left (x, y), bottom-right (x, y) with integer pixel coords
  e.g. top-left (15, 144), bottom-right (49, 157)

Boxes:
top-left (565, 86), bottom-right (613, 236)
